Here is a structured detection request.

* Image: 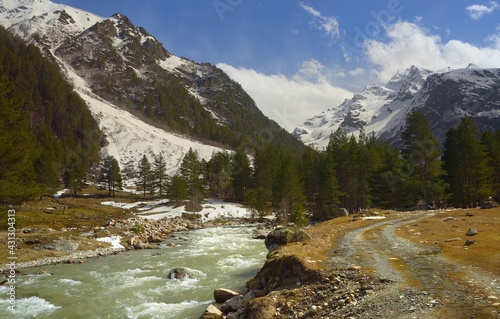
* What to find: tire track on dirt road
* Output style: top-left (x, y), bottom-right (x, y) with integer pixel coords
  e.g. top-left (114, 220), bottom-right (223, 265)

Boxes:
top-left (329, 212), bottom-right (500, 318)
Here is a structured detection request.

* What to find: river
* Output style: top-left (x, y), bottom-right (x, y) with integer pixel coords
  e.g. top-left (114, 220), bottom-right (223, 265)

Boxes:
top-left (0, 225), bottom-right (267, 319)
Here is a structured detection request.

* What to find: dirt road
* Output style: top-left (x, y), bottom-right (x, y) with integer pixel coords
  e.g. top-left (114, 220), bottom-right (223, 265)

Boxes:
top-left (329, 212), bottom-right (500, 318)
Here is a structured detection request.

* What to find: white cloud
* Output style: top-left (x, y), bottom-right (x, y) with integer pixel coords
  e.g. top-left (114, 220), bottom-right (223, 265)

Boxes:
top-left (466, 1), bottom-right (499, 20)
top-left (217, 62), bottom-right (353, 131)
top-left (348, 67), bottom-right (365, 76)
top-left (365, 21), bottom-right (500, 83)
top-left (299, 3), bottom-right (341, 46)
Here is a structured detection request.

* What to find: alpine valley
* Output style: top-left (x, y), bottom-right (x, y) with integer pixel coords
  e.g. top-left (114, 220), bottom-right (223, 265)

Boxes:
top-left (294, 65), bottom-right (500, 149)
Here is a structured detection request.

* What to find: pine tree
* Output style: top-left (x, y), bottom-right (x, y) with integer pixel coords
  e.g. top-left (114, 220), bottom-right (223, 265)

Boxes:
top-left (401, 109), bottom-right (447, 207)
top-left (318, 149), bottom-right (342, 219)
top-left (180, 148), bottom-right (204, 207)
top-left (443, 117), bottom-right (492, 207)
top-left (481, 130), bottom-right (500, 202)
top-left (98, 155), bottom-right (122, 197)
top-left (231, 148), bottom-right (251, 201)
top-left (273, 154), bottom-right (306, 223)
top-left (370, 140), bottom-right (403, 208)
top-left (152, 153), bottom-right (168, 197)
top-left (206, 151), bottom-right (232, 198)
top-left (136, 155), bottom-right (152, 196)
top-left (167, 174), bottom-right (188, 203)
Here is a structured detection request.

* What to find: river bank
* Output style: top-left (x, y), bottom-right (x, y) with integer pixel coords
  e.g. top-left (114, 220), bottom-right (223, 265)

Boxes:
top-left (207, 208), bottom-right (500, 318)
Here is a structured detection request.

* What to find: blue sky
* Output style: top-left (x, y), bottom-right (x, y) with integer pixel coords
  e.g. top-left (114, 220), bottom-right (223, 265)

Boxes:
top-left (56, 0), bottom-right (500, 130)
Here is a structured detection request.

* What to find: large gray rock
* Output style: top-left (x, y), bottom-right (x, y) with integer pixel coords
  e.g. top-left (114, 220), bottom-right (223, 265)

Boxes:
top-left (264, 223), bottom-right (311, 251)
top-left (466, 228), bottom-right (478, 236)
top-left (481, 201), bottom-right (499, 209)
top-left (38, 239), bottom-right (79, 252)
top-left (214, 288), bottom-right (239, 304)
top-left (200, 304), bottom-right (223, 319)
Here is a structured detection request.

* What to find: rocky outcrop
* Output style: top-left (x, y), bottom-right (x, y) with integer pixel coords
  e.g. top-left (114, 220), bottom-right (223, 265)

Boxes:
top-left (200, 305), bottom-right (223, 319)
top-left (246, 252), bottom-right (320, 293)
top-left (264, 223), bottom-right (311, 251)
top-left (214, 288), bottom-right (240, 304)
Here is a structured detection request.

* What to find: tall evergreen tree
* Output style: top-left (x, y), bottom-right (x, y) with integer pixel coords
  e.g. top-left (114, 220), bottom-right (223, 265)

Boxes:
top-left (370, 140), bottom-right (403, 208)
top-left (136, 155), bottom-right (152, 196)
top-left (252, 144), bottom-right (279, 206)
top-left (98, 155), bottom-right (122, 197)
top-left (318, 149), bottom-right (342, 219)
top-left (481, 130), bottom-right (500, 202)
top-left (180, 148), bottom-right (204, 207)
top-left (206, 151), bottom-right (232, 198)
top-left (401, 109), bottom-right (447, 207)
top-left (273, 154), bottom-right (306, 223)
top-left (167, 174), bottom-right (188, 203)
top-left (152, 153), bottom-right (168, 197)
top-left (231, 148), bottom-right (251, 201)
top-left (443, 117), bottom-right (492, 207)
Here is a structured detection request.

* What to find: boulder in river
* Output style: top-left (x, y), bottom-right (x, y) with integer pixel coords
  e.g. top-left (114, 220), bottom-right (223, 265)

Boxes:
top-left (167, 267), bottom-right (189, 279)
top-left (214, 288), bottom-right (240, 303)
top-left (265, 223), bottom-right (311, 251)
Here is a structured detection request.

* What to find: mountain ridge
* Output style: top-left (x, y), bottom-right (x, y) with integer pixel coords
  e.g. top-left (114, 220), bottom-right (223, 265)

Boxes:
top-left (0, 0), bottom-right (304, 173)
top-left (294, 65), bottom-right (500, 148)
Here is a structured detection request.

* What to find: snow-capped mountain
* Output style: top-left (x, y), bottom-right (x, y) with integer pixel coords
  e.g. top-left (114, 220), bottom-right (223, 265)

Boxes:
top-left (0, 0), bottom-right (302, 173)
top-left (294, 65), bottom-right (500, 148)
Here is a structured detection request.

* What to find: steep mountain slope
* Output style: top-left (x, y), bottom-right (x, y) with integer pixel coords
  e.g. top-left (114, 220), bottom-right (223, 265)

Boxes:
top-left (0, 26), bottom-right (101, 203)
top-left (294, 65), bottom-right (500, 148)
top-left (0, 0), bottom-right (303, 172)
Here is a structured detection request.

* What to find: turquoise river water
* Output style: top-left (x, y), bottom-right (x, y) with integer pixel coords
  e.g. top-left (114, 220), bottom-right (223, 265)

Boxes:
top-left (0, 225), bottom-right (267, 319)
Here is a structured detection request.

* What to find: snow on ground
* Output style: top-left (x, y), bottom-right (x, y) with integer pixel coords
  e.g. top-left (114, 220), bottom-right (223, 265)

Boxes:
top-left (361, 216), bottom-right (386, 220)
top-left (53, 189), bottom-right (69, 198)
top-left (101, 198), bottom-right (253, 222)
top-left (96, 235), bottom-right (125, 249)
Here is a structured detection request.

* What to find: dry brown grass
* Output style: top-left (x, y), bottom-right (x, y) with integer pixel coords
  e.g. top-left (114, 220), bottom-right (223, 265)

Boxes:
top-left (278, 213), bottom-right (390, 271)
top-left (0, 192), bottom-right (139, 264)
top-left (395, 207), bottom-right (500, 277)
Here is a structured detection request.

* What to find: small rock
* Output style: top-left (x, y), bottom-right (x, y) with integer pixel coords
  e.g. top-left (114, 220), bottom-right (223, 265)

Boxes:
top-left (22, 228), bottom-right (33, 233)
top-left (444, 237), bottom-right (462, 242)
top-left (443, 217), bottom-right (456, 222)
top-left (466, 228), bottom-right (478, 236)
top-left (463, 239), bottom-right (476, 246)
top-left (465, 212), bottom-right (474, 217)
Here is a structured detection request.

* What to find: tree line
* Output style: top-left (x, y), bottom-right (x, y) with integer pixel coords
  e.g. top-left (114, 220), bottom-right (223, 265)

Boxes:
top-left (101, 109), bottom-right (499, 225)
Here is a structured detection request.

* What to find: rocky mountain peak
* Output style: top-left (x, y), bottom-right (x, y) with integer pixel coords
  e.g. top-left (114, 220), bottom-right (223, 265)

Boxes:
top-left (295, 66), bottom-right (500, 149)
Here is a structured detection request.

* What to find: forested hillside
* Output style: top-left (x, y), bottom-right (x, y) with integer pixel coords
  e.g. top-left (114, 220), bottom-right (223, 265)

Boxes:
top-left (0, 27), bottom-right (102, 204)
top-left (110, 109), bottom-right (498, 225)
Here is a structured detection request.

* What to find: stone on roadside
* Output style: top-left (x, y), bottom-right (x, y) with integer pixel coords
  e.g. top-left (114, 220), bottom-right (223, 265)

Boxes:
top-left (463, 239), bottom-right (476, 247)
top-left (466, 228), bottom-right (478, 236)
top-left (264, 223), bottom-right (311, 251)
